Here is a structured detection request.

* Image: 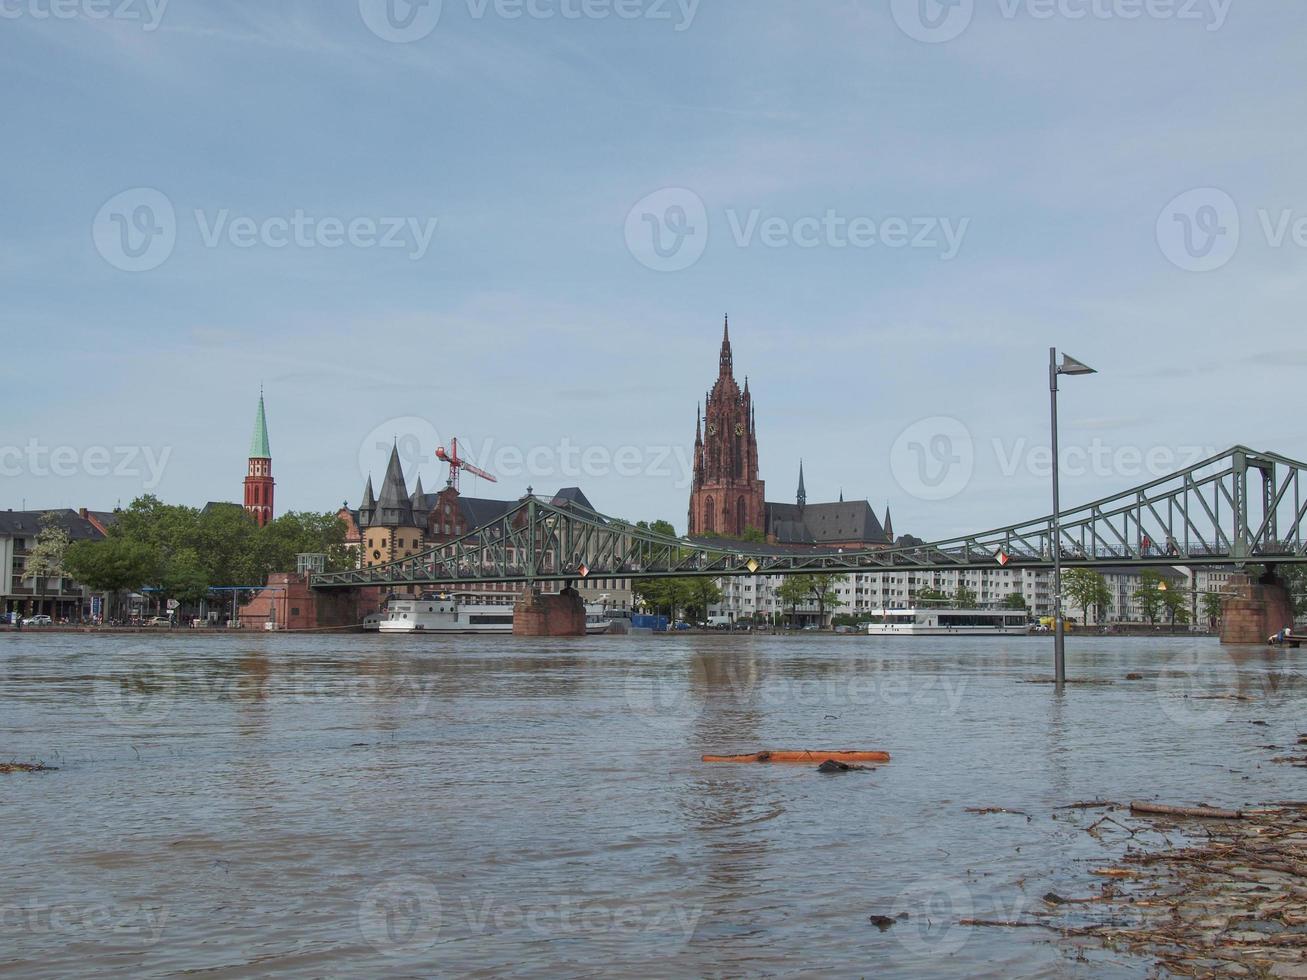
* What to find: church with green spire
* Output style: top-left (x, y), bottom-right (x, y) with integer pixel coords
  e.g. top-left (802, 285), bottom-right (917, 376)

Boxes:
top-left (243, 390), bottom-right (275, 527)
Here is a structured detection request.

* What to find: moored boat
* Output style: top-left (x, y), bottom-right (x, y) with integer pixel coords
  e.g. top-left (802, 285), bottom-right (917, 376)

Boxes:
top-left (376, 594), bottom-right (612, 634)
top-left (866, 607), bottom-right (1030, 636)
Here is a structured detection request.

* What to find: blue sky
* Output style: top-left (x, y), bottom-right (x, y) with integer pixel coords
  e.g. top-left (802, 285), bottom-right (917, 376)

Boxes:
top-left (2, 0), bottom-right (1305, 538)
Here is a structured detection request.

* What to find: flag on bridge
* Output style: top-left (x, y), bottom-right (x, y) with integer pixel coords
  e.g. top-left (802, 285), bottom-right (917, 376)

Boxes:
top-left (996, 550), bottom-right (1010, 566)
top-left (577, 563), bottom-right (590, 578)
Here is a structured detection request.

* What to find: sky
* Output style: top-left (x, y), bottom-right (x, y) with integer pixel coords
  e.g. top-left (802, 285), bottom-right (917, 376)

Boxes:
top-left (2, 0), bottom-right (1305, 539)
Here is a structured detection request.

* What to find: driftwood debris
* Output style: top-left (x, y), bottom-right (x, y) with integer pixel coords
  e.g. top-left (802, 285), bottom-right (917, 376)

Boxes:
top-left (1033, 802), bottom-right (1307, 975)
top-left (0, 762), bottom-right (57, 774)
top-left (703, 750), bottom-right (891, 764)
top-left (1129, 801), bottom-right (1245, 820)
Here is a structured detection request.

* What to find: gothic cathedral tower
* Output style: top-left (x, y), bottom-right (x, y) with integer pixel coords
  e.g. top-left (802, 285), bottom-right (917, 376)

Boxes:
top-left (688, 317), bottom-right (766, 537)
top-left (243, 390), bottom-right (275, 527)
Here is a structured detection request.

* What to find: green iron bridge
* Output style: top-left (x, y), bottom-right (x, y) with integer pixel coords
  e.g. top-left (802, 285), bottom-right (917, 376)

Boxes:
top-left (312, 446), bottom-right (1307, 591)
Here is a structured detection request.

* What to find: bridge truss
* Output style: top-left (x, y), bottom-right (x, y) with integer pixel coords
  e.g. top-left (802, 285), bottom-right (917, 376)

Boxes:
top-left (312, 446), bottom-right (1307, 590)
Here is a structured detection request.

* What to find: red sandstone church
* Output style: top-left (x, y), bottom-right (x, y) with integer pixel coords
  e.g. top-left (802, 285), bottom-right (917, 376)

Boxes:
top-left (688, 318), bottom-right (898, 550)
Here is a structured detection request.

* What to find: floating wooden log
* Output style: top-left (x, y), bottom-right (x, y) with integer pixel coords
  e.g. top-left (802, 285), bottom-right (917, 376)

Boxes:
top-left (1129, 801), bottom-right (1245, 820)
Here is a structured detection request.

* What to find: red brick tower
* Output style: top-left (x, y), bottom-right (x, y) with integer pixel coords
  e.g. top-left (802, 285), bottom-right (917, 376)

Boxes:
top-left (243, 390), bottom-right (274, 527)
top-left (688, 317), bottom-right (766, 537)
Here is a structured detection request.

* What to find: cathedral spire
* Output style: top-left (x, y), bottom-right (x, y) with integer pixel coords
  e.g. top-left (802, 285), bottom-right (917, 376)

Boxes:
top-left (695, 403), bottom-right (702, 445)
top-left (797, 460), bottom-right (807, 510)
top-left (719, 314), bottom-right (733, 377)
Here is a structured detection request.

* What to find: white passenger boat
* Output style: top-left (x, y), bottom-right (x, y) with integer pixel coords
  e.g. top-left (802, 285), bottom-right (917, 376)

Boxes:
top-left (377, 594), bottom-right (611, 634)
top-left (585, 606), bottom-right (611, 634)
top-left (379, 595), bottom-right (515, 634)
top-left (866, 607), bottom-right (1031, 636)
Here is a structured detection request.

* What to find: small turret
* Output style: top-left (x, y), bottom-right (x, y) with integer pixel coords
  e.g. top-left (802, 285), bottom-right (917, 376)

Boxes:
top-left (358, 477), bottom-right (376, 527)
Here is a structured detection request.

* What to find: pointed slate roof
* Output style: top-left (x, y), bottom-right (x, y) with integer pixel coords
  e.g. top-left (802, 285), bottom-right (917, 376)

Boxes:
top-left (249, 391), bottom-right (271, 459)
top-left (550, 487), bottom-right (597, 513)
top-left (374, 443), bottom-right (416, 527)
top-left (764, 499), bottom-right (886, 547)
top-left (883, 506), bottom-right (894, 542)
top-left (796, 460), bottom-right (807, 508)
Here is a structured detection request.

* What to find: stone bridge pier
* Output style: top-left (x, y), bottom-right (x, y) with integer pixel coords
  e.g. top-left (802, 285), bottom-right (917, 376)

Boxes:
top-left (1220, 571), bottom-right (1294, 644)
top-left (513, 586), bottom-right (586, 637)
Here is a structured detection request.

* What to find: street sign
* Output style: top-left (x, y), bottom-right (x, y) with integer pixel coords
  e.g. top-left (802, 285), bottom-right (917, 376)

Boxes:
top-left (167, 599), bottom-right (180, 611)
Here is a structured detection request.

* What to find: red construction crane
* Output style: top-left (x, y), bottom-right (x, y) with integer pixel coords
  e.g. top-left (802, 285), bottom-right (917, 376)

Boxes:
top-left (436, 437), bottom-right (497, 493)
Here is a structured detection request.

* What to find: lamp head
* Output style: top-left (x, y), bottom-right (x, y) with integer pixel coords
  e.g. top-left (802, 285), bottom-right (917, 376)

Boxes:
top-left (1058, 353), bottom-right (1097, 377)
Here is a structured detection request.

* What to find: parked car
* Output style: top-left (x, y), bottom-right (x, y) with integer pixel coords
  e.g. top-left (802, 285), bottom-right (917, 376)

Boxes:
top-left (146, 616), bottom-right (171, 627)
top-left (23, 615), bottom-right (53, 627)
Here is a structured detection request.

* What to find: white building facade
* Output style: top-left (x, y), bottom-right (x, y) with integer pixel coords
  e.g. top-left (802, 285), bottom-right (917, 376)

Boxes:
top-left (710, 564), bottom-right (1204, 627)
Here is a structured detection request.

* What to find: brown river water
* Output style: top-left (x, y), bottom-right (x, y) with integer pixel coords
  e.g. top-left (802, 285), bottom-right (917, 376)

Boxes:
top-left (2, 632), bottom-right (1304, 978)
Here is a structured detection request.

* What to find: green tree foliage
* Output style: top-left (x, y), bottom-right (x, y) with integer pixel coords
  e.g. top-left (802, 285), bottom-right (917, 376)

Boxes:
top-left (162, 548), bottom-right (211, 606)
top-left (25, 514), bottom-right (71, 588)
top-left (64, 537), bottom-right (160, 594)
top-left (632, 520), bottom-right (726, 621)
top-left (633, 578), bottom-right (690, 618)
top-left (635, 519), bottom-right (678, 539)
top-left (682, 578), bottom-right (724, 622)
top-left (1161, 587), bottom-right (1191, 628)
top-left (1064, 568), bottom-right (1112, 624)
top-left (954, 585), bottom-right (979, 609)
top-left (775, 574), bottom-right (846, 627)
top-left (255, 511), bottom-right (353, 576)
top-left (1201, 590), bottom-right (1224, 627)
top-left (1003, 592), bottom-right (1030, 611)
top-left (1133, 570), bottom-right (1166, 625)
top-left (64, 537), bottom-right (161, 620)
top-left (63, 496), bottom-right (353, 610)
top-left (1276, 565), bottom-right (1307, 617)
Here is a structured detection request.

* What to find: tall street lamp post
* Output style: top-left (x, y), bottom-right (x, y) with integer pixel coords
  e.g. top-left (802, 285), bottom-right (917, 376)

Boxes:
top-left (1050, 348), bottom-right (1097, 688)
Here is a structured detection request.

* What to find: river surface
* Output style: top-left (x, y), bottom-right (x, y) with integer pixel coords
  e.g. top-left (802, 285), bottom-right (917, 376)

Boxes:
top-left (2, 632), bottom-right (1304, 978)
